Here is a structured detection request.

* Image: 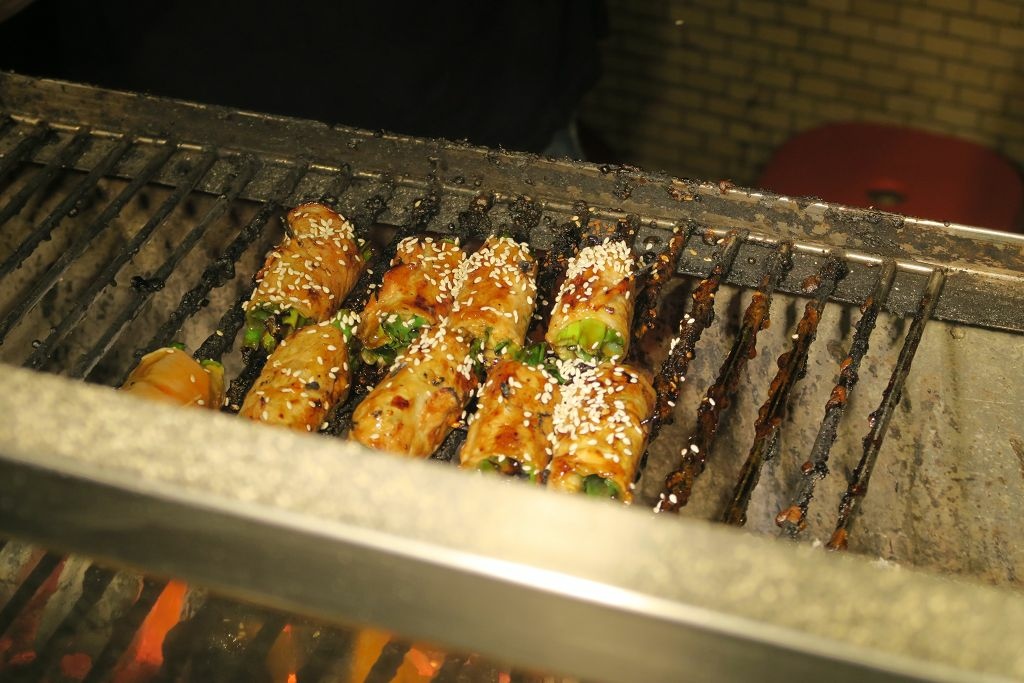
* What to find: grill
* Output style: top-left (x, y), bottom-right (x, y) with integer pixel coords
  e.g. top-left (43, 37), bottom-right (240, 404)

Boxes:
top-left (1, 71), bottom-right (1024, 682)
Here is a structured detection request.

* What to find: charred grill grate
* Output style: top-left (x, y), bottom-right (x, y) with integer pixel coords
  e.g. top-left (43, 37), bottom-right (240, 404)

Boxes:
top-left (0, 73), bottom-right (1022, 681)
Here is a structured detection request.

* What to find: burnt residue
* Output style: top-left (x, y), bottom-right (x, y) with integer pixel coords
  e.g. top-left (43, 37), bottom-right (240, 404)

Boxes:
top-left (616, 213), bottom-right (641, 245)
top-left (649, 230), bottom-right (747, 440)
top-left (432, 424), bottom-right (468, 463)
top-left (721, 256), bottom-right (848, 527)
top-left (656, 240), bottom-right (792, 514)
top-left (457, 192), bottom-right (495, 240)
top-left (507, 194), bottom-right (542, 243)
top-left (777, 261), bottom-right (897, 539)
top-left (827, 268), bottom-right (946, 550)
top-left (614, 168), bottom-right (636, 200)
top-left (632, 222), bottom-right (691, 349)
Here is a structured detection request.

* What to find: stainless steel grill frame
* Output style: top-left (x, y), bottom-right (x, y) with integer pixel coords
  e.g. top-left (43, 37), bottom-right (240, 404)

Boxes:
top-left (0, 72), bottom-right (1023, 682)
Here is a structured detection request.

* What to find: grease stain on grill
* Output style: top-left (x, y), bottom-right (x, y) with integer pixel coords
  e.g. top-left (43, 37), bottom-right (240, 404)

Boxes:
top-left (129, 275), bottom-right (165, 293)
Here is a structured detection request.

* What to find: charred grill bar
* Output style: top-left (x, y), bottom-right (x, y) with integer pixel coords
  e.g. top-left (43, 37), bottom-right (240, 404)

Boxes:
top-left (0, 72), bottom-right (1022, 682)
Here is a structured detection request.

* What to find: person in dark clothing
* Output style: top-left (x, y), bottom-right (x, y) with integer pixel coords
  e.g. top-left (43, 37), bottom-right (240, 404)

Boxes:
top-left (0, 2), bottom-right (605, 156)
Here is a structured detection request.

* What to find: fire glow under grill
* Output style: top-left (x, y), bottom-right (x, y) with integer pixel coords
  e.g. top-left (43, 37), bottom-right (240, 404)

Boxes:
top-left (1, 72), bottom-right (1024, 682)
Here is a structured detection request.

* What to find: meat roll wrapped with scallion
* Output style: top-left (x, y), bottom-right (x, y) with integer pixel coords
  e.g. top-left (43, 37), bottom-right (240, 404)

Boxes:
top-left (243, 203), bottom-right (367, 352)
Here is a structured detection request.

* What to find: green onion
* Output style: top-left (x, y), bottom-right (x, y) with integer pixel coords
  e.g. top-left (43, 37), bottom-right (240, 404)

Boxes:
top-left (242, 306), bottom-right (312, 352)
top-left (583, 475), bottom-right (620, 499)
top-left (169, 342), bottom-right (187, 351)
top-left (358, 238), bottom-right (373, 262)
top-left (555, 319), bottom-right (625, 361)
top-left (516, 342), bottom-right (548, 367)
top-left (381, 314), bottom-right (428, 347)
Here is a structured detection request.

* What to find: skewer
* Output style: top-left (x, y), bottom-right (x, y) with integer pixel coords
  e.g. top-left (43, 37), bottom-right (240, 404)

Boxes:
top-left (776, 261), bottom-right (897, 538)
top-left (722, 256), bottom-right (848, 526)
top-left (648, 229), bottom-right (746, 441)
top-left (631, 222), bottom-right (691, 349)
top-left (827, 268), bottom-right (946, 550)
top-left (656, 240), bottom-right (792, 513)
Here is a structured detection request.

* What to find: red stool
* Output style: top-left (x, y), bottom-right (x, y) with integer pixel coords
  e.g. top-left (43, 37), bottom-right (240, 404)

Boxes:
top-left (757, 122), bottom-right (1023, 232)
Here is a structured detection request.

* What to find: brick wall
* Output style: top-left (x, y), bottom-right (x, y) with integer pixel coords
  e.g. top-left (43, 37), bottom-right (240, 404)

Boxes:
top-left (580, 0), bottom-right (1024, 186)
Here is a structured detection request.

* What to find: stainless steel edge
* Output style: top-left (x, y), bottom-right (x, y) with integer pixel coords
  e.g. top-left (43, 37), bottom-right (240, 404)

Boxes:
top-left (1, 364), bottom-right (1023, 682)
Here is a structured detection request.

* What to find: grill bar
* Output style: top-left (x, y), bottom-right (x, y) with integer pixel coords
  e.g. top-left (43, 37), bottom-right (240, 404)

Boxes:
top-left (722, 256), bottom-right (848, 526)
top-left (0, 120), bottom-right (49, 189)
top-left (228, 612), bottom-right (289, 683)
top-left (776, 261), bottom-right (898, 537)
top-left (0, 552), bottom-right (61, 637)
top-left (8, 564), bottom-right (119, 682)
top-left (656, 240), bottom-right (791, 512)
top-left (0, 142), bottom-right (177, 345)
top-left (24, 149), bottom-right (219, 371)
top-left (827, 268), bottom-right (946, 551)
top-left (0, 127), bottom-right (92, 230)
top-left (365, 639), bottom-right (411, 683)
top-left (139, 162), bottom-right (308, 360)
top-left (70, 155), bottom-right (259, 379)
top-left (3, 73), bottom-right (1022, 332)
top-left (192, 291), bottom-right (250, 365)
top-left (0, 136), bottom-right (133, 282)
top-left (79, 576), bottom-right (164, 683)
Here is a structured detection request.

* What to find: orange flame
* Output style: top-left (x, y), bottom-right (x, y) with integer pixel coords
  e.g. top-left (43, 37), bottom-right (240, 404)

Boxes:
top-left (111, 580), bottom-right (187, 683)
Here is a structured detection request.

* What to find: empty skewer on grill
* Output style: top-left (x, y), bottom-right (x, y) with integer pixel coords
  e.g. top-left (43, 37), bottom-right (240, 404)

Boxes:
top-left (242, 202), bottom-right (367, 352)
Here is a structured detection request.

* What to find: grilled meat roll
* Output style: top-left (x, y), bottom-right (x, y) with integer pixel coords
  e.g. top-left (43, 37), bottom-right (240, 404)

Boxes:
top-left (547, 362), bottom-right (656, 502)
top-left (121, 347), bottom-right (224, 408)
top-left (239, 311), bottom-right (359, 432)
top-left (243, 203), bottom-right (366, 352)
top-left (546, 239), bottom-right (636, 361)
top-left (350, 323), bottom-right (478, 458)
top-left (358, 236), bottom-right (465, 366)
top-left (458, 357), bottom-right (560, 480)
top-left (448, 236), bottom-right (538, 365)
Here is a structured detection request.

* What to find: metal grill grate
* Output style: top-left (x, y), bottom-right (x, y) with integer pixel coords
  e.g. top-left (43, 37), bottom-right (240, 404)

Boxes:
top-left (0, 72), bottom-right (1023, 682)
